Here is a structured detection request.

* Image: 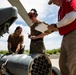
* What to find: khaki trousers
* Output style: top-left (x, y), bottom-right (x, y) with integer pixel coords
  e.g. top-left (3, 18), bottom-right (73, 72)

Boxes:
top-left (59, 29), bottom-right (76, 75)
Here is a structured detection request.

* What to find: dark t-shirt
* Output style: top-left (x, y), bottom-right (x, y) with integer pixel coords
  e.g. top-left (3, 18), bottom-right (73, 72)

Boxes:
top-left (7, 33), bottom-right (24, 52)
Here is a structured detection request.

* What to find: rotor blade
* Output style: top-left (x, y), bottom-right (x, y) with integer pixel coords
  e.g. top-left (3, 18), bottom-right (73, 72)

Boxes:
top-left (8, 0), bottom-right (33, 27)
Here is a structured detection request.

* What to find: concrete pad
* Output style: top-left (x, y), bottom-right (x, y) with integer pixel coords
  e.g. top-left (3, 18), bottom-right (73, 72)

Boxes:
top-left (48, 55), bottom-right (60, 69)
top-left (51, 59), bottom-right (59, 69)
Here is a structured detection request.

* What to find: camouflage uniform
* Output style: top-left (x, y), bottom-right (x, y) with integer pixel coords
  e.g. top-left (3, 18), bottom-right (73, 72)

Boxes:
top-left (30, 22), bottom-right (46, 54)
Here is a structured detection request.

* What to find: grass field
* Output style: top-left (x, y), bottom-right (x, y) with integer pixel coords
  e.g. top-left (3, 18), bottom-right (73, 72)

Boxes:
top-left (0, 48), bottom-right (60, 55)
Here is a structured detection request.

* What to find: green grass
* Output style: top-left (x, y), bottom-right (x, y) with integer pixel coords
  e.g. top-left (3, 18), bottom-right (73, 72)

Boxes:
top-left (46, 48), bottom-right (60, 55)
top-left (0, 48), bottom-right (60, 55)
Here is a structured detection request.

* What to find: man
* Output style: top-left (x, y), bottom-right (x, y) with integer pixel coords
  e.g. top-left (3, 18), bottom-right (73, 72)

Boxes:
top-left (7, 26), bottom-right (25, 54)
top-left (28, 9), bottom-right (49, 54)
top-left (47, 0), bottom-right (76, 75)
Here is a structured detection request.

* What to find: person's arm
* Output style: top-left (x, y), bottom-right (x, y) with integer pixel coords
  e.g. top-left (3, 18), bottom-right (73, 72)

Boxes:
top-left (7, 34), bottom-right (13, 54)
top-left (48, 11), bottom-right (76, 31)
top-left (30, 32), bottom-right (48, 40)
top-left (8, 42), bottom-right (13, 54)
top-left (15, 43), bottom-right (21, 53)
top-left (56, 11), bottom-right (76, 28)
top-left (15, 35), bottom-right (24, 53)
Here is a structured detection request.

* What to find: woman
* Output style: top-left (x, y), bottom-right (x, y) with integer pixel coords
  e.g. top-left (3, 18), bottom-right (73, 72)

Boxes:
top-left (7, 26), bottom-right (25, 54)
top-left (28, 9), bottom-right (49, 54)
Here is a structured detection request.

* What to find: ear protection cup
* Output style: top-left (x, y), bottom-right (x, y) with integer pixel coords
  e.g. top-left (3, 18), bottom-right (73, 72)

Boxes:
top-left (31, 9), bottom-right (38, 17)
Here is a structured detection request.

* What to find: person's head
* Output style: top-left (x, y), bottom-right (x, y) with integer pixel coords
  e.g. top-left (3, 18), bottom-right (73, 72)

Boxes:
top-left (48, 0), bottom-right (64, 6)
top-left (14, 26), bottom-right (22, 36)
top-left (28, 9), bottom-right (38, 23)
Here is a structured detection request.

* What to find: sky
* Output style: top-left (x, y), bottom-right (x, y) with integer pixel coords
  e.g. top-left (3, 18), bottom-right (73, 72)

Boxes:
top-left (0, 0), bottom-right (63, 51)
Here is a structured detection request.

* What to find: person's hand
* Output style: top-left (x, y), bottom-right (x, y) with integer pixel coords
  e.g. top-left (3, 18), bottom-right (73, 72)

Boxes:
top-left (9, 50), bottom-right (13, 54)
top-left (15, 51), bottom-right (18, 54)
top-left (30, 36), bottom-right (37, 39)
top-left (28, 34), bottom-right (31, 38)
top-left (48, 24), bottom-right (58, 31)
